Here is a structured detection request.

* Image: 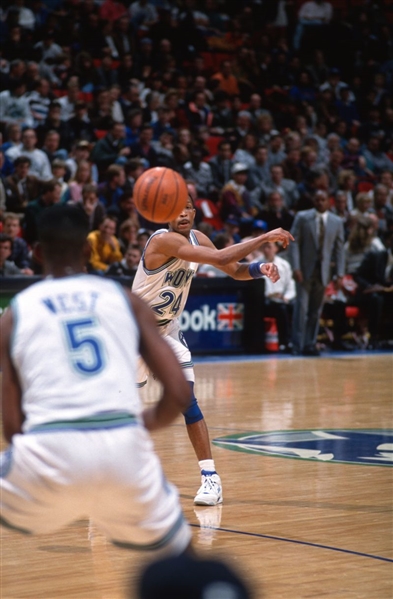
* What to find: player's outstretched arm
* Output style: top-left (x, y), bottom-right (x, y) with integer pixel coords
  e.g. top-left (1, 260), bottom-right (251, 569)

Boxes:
top-left (126, 290), bottom-right (191, 431)
top-left (154, 228), bottom-right (294, 268)
top-left (0, 309), bottom-right (24, 443)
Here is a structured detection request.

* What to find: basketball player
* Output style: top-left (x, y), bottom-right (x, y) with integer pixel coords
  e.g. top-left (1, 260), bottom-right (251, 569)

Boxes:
top-left (132, 196), bottom-right (294, 505)
top-left (0, 205), bottom-right (193, 556)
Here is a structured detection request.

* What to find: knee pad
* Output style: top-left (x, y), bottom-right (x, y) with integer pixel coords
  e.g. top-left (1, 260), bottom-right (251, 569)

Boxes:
top-left (183, 382), bottom-right (203, 425)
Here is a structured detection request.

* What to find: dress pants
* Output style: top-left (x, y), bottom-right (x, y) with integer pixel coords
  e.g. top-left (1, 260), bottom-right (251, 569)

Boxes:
top-left (292, 266), bottom-right (325, 352)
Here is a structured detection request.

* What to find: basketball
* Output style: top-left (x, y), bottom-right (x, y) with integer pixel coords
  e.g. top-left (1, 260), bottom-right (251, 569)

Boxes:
top-left (133, 167), bottom-right (188, 223)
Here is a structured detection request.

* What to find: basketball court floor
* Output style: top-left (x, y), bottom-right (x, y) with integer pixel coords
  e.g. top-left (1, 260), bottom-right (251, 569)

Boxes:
top-left (1, 352), bottom-right (392, 599)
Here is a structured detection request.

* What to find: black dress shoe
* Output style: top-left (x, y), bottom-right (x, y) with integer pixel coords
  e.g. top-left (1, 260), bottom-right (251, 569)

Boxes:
top-left (303, 347), bottom-right (320, 356)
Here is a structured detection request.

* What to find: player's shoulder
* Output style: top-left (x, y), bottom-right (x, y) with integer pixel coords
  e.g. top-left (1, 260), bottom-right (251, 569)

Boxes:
top-left (191, 228), bottom-right (212, 247)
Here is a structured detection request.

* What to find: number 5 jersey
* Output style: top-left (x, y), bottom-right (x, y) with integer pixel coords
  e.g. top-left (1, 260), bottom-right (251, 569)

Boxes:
top-left (10, 275), bottom-right (142, 433)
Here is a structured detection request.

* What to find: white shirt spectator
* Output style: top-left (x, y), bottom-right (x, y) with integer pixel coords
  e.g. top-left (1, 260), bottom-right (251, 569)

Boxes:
top-left (58, 96), bottom-right (76, 121)
top-left (6, 146), bottom-right (52, 181)
top-left (27, 91), bottom-right (51, 126)
top-left (298, 1), bottom-right (333, 22)
top-left (264, 254), bottom-right (296, 302)
top-left (0, 91), bottom-right (34, 128)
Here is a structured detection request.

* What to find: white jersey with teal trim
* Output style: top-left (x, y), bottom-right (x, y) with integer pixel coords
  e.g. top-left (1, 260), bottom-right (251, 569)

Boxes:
top-left (132, 228), bottom-right (199, 330)
top-left (10, 275), bottom-right (142, 433)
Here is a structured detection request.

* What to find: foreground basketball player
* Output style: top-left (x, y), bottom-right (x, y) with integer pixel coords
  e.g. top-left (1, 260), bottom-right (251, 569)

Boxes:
top-left (0, 205), bottom-right (193, 556)
top-left (132, 196), bottom-right (294, 505)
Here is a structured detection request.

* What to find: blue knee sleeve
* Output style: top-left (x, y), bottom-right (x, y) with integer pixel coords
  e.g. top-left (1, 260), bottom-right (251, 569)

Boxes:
top-left (183, 382), bottom-right (203, 424)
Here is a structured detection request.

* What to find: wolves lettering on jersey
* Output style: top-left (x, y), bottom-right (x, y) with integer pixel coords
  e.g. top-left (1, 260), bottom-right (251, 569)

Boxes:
top-left (132, 229), bottom-right (199, 329)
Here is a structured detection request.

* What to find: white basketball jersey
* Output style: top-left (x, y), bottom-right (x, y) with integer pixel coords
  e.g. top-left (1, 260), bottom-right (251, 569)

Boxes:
top-left (132, 228), bottom-right (199, 330)
top-left (11, 275), bottom-right (142, 432)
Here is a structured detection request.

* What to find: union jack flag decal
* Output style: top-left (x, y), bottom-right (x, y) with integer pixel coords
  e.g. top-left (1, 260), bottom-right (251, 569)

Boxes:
top-left (217, 303), bottom-right (244, 331)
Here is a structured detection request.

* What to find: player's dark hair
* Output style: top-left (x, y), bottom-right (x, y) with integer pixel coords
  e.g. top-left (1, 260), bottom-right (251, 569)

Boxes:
top-left (38, 205), bottom-right (89, 260)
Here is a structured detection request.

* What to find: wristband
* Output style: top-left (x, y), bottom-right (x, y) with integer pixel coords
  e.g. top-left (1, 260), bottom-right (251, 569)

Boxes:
top-left (248, 261), bottom-right (265, 279)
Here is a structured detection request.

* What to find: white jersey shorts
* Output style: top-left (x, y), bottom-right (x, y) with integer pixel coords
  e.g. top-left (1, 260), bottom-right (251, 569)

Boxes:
top-left (138, 320), bottom-right (195, 386)
top-left (0, 418), bottom-right (191, 554)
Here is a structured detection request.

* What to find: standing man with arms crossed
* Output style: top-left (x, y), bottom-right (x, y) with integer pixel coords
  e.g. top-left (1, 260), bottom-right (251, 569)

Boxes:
top-left (1, 205), bottom-right (193, 557)
top-left (132, 195), bottom-right (294, 506)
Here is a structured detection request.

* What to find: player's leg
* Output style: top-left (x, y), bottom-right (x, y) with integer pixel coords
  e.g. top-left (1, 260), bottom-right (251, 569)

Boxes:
top-left (90, 425), bottom-right (192, 556)
top-left (0, 433), bottom-right (88, 535)
top-left (165, 322), bottom-right (222, 506)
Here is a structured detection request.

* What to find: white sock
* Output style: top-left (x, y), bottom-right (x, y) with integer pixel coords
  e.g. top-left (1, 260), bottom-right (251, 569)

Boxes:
top-left (199, 459), bottom-right (216, 473)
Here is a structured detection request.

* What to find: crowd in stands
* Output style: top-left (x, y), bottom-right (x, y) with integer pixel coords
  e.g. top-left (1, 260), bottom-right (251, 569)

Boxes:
top-left (1, 0), bottom-right (393, 350)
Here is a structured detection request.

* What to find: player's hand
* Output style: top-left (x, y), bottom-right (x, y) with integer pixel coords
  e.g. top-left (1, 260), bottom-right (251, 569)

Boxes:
top-left (261, 228), bottom-right (294, 248)
top-left (293, 269), bottom-right (303, 283)
top-left (261, 262), bottom-right (280, 282)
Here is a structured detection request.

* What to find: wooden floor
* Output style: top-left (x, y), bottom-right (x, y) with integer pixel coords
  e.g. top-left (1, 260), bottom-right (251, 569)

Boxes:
top-left (1, 353), bottom-right (393, 599)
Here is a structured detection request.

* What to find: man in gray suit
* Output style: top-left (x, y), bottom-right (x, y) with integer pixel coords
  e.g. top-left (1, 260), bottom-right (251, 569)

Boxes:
top-left (288, 190), bottom-right (345, 355)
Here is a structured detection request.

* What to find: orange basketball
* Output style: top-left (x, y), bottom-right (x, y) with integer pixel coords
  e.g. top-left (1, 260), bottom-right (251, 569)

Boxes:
top-left (133, 167), bottom-right (188, 223)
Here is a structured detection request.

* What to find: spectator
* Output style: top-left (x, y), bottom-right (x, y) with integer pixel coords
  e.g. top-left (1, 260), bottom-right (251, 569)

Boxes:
top-left (350, 192), bottom-right (375, 220)
top-left (260, 241), bottom-right (296, 352)
top-left (66, 140), bottom-right (97, 182)
top-left (262, 164), bottom-right (299, 209)
top-left (258, 191), bottom-right (295, 233)
top-left (182, 147), bottom-right (213, 199)
top-left (362, 136), bottom-right (393, 176)
top-left (219, 163), bottom-right (255, 224)
top-left (0, 79), bottom-right (34, 129)
top-left (0, 233), bottom-right (24, 276)
top-left (106, 243), bottom-right (141, 277)
top-left (96, 55), bottom-right (119, 89)
top-left (352, 237), bottom-right (393, 349)
top-left (23, 179), bottom-right (62, 245)
top-left (282, 148), bottom-right (303, 183)
top-left (130, 125), bottom-right (158, 168)
top-left (337, 169), bottom-right (356, 212)
top-left (98, 164), bottom-right (126, 209)
top-left (288, 189), bottom-right (345, 356)
top-left (76, 184), bottom-right (105, 232)
top-left (380, 170), bottom-right (393, 206)
top-left (208, 140), bottom-right (234, 196)
top-left (233, 134), bottom-right (258, 170)
top-left (107, 190), bottom-right (140, 229)
top-left (6, 128), bottom-right (52, 181)
top-left (344, 215), bottom-right (375, 275)
top-left (63, 160), bottom-right (93, 204)
top-left (186, 91), bottom-right (213, 132)
top-left (294, 0), bottom-right (333, 51)
top-left (129, 0), bottom-right (158, 32)
top-left (2, 213), bottom-right (33, 273)
top-left (211, 60), bottom-right (240, 97)
top-left (67, 101), bottom-right (97, 148)
top-left (87, 216), bottom-right (123, 274)
top-left (116, 217), bottom-right (139, 253)
top-left (4, 156), bottom-right (41, 213)
top-left (51, 159), bottom-right (68, 197)
top-left (373, 184), bottom-right (393, 237)
top-left (326, 148), bottom-right (344, 194)
top-left (151, 106), bottom-right (175, 142)
top-left (57, 77), bottom-right (80, 121)
top-left (0, 123), bottom-right (22, 154)
top-left (42, 130), bottom-right (68, 164)
top-left (27, 78), bottom-right (52, 127)
top-left (90, 122), bottom-right (130, 175)
top-left (36, 101), bottom-right (69, 149)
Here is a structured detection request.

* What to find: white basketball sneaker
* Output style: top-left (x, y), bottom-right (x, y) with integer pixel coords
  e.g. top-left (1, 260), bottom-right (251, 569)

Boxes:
top-left (194, 470), bottom-right (223, 506)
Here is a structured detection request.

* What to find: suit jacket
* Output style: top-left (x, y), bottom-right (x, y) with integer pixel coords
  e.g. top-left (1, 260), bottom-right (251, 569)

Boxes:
top-left (288, 208), bottom-right (345, 287)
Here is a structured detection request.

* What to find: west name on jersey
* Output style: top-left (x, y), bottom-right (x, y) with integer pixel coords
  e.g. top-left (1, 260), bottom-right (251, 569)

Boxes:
top-left (42, 291), bottom-right (100, 315)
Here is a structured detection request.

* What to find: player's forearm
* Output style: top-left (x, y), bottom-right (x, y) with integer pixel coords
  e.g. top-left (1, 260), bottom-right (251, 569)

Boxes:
top-left (219, 262), bottom-right (255, 280)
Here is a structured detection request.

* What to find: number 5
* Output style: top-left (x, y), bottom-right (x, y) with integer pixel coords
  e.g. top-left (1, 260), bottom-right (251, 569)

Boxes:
top-left (64, 318), bottom-right (105, 375)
